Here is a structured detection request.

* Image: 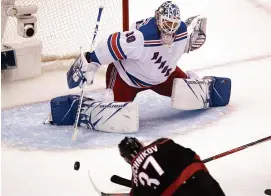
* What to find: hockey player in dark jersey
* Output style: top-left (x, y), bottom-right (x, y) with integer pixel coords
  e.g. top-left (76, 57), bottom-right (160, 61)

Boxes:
top-left (118, 137), bottom-right (225, 196)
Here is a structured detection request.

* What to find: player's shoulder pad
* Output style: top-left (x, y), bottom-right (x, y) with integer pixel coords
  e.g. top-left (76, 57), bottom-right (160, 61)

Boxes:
top-left (174, 21), bottom-right (188, 42)
top-left (119, 30), bottom-right (144, 44)
top-left (152, 138), bottom-right (173, 145)
top-left (106, 30), bottom-right (144, 61)
top-left (176, 21), bottom-right (187, 34)
top-left (136, 17), bottom-right (160, 41)
top-left (120, 30), bottom-right (145, 50)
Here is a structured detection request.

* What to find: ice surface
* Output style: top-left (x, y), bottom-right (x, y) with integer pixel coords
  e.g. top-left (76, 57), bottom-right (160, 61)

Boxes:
top-left (2, 57), bottom-right (271, 196)
top-left (1, 90), bottom-right (232, 150)
top-left (1, 0), bottom-right (271, 195)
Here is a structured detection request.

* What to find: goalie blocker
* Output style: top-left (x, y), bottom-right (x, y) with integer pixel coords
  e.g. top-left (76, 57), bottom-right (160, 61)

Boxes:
top-left (48, 93), bottom-right (139, 133)
top-left (172, 76), bottom-right (231, 110)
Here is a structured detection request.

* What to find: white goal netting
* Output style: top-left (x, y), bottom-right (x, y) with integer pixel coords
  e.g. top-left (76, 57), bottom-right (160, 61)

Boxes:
top-left (2, 0), bottom-right (126, 62)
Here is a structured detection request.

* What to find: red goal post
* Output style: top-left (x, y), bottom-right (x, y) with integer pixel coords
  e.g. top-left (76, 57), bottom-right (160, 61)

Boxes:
top-left (122, 0), bottom-right (129, 31)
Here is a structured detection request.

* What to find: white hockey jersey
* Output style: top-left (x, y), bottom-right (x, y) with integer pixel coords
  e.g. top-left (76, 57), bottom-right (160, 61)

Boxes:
top-left (91, 17), bottom-right (188, 88)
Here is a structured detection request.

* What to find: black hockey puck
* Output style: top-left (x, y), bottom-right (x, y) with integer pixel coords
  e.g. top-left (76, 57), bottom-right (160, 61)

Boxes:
top-left (74, 161), bottom-right (80, 170)
top-left (265, 189), bottom-right (271, 195)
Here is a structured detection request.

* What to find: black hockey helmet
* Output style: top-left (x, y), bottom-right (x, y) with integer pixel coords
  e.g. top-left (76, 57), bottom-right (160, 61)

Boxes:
top-left (118, 137), bottom-right (144, 164)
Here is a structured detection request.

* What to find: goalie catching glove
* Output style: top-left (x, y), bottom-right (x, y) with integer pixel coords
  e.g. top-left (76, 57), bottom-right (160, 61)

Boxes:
top-left (184, 15), bottom-right (207, 52)
top-left (66, 51), bottom-right (99, 89)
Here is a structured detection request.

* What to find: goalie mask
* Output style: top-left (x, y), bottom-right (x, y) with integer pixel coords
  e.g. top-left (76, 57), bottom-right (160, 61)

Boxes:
top-left (118, 137), bottom-right (143, 164)
top-left (155, 1), bottom-right (181, 46)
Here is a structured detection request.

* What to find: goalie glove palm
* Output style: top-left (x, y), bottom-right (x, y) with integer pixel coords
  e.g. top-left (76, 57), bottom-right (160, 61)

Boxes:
top-left (185, 15), bottom-right (207, 52)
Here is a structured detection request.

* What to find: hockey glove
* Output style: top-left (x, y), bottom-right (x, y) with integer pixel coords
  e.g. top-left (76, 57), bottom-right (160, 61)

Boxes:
top-left (66, 52), bottom-right (98, 89)
top-left (82, 61), bottom-right (98, 86)
top-left (185, 15), bottom-right (207, 52)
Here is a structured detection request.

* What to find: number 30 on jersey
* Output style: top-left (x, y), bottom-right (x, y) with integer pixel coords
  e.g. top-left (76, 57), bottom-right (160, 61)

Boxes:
top-left (126, 31), bottom-right (136, 43)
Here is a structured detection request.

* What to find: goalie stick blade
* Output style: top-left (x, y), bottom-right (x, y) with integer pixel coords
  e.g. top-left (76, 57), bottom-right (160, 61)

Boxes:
top-left (88, 171), bottom-right (129, 196)
top-left (110, 175), bottom-right (132, 188)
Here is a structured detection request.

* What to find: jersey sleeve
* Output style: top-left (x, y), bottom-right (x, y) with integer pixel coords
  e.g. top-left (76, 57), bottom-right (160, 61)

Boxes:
top-left (91, 30), bottom-right (144, 65)
top-left (130, 22), bottom-right (137, 31)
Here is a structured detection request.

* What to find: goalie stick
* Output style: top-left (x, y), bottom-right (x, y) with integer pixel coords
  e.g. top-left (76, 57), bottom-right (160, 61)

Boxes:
top-left (110, 135), bottom-right (271, 188)
top-left (71, 6), bottom-right (103, 141)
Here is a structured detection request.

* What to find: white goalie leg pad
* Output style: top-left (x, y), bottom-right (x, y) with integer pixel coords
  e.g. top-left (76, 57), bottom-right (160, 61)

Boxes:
top-left (171, 78), bottom-right (212, 110)
top-left (80, 99), bottom-right (139, 133)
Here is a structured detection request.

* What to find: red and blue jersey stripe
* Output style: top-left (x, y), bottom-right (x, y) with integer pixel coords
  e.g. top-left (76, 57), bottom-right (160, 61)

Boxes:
top-left (126, 72), bottom-right (152, 88)
top-left (174, 32), bottom-right (188, 42)
top-left (144, 40), bottom-right (163, 47)
top-left (107, 32), bottom-right (127, 61)
top-left (144, 32), bottom-right (187, 46)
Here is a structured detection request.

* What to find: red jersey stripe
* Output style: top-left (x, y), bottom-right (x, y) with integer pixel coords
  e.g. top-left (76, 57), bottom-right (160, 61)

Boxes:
top-left (111, 33), bottom-right (124, 60)
top-left (161, 162), bottom-right (207, 196)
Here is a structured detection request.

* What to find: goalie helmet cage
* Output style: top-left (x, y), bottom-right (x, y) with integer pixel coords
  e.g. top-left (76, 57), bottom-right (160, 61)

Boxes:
top-left (2, 0), bottom-right (129, 64)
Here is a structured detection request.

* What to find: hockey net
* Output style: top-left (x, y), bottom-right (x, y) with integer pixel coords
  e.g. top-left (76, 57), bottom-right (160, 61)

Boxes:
top-left (2, 0), bottom-right (129, 65)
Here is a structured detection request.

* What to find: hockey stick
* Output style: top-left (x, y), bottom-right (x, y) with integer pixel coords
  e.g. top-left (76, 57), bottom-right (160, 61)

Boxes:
top-left (71, 6), bottom-right (104, 141)
top-left (110, 135), bottom-right (271, 188)
top-left (202, 135), bottom-right (271, 163)
top-left (88, 170), bottom-right (129, 196)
